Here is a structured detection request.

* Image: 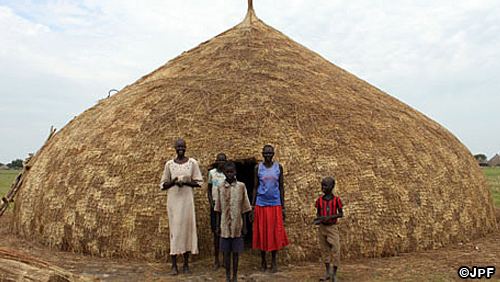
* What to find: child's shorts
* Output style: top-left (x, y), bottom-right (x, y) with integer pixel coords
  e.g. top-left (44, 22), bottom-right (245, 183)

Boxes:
top-left (220, 237), bottom-right (244, 253)
top-left (318, 224), bottom-right (340, 265)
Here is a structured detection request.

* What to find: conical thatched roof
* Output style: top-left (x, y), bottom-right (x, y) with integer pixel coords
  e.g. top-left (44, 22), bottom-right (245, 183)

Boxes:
top-left (488, 154), bottom-right (500, 167)
top-left (12, 4), bottom-right (496, 262)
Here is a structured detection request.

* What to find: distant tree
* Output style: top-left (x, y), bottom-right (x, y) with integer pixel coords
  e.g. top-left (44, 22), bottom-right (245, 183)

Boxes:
top-left (474, 154), bottom-right (487, 161)
top-left (7, 159), bottom-right (23, 169)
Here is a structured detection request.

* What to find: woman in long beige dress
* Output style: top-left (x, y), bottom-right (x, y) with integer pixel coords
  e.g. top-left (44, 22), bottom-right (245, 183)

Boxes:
top-left (160, 138), bottom-right (203, 275)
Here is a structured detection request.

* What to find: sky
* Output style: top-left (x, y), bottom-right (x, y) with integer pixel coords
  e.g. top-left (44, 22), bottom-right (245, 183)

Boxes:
top-left (1, 0), bottom-right (499, 164)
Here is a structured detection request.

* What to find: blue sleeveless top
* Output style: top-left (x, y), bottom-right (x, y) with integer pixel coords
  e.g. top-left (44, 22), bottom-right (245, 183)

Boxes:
top-left (255, 162), bottom-right (281, 207)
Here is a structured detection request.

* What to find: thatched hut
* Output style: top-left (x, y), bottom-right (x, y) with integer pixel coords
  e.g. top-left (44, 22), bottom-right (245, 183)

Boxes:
top-left (488, 154), bottom-right (500, 167)
top-left (12, 3), bottom-right (496, 262)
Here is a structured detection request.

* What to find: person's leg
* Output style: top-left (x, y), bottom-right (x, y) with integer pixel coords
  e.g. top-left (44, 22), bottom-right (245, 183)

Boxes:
top-left (333, 265), bottom-right (338, 282)
top-left (319, 263), bottom-right (331, 281)
top-left (260, 251), bottom-right (267, 271)
top-left (270, 250), bottom-right (277, 273)
top-left (214, 234), bottom-right (220, 270)
top-left (319, 225), bottom-right (332, 280)
top-left (224, 252), bottom-right (231, 281)
top-left (183, 252), bottom-right (191, 273)
top-left (329, 226), bottom-right (340, 282)
top-left (170, 255), bottom-right (178, 275)
top-left (232, 252), bottom-right (239, 281)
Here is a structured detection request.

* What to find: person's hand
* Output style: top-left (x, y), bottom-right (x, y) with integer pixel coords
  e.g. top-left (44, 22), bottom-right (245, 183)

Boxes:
top-left (320, 218), bottom-right (329, 225)
top-left (209, 200), bottom-right (214, 209)
top-left (170, 177), bottom-right (178, 186)
top-left (174, 177), bottom-right (185, 187)
top-left (242, 225), bottom-right (247, 236)
top-left (249, 209), bottom-right (254, 223)
top-left (215, 225), bottom-right (221, 236)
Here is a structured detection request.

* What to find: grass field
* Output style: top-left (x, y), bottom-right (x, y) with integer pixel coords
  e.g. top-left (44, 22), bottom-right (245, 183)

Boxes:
top-left (483, 167), bottom-right (500, 206)
top-left (0, 170), bottom-right (21, 197)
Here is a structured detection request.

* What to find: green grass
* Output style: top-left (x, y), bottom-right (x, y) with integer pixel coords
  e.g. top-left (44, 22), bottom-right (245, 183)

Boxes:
top-left (0, 169), bottom-right (21, 197)
top-left (482, 167), bottom-right (500, 207)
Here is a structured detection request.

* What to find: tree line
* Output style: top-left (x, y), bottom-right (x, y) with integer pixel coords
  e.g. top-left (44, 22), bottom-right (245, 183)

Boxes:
top-left (0, 159), bottom-right (23, 169)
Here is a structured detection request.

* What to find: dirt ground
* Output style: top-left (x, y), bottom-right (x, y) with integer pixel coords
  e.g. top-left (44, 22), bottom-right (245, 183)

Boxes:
top-left (1, 210), bottom-right (499, 282)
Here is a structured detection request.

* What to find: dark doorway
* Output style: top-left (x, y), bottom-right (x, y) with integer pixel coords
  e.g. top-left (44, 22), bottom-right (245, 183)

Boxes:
top-left (209, 158), bottom-right (258, 246)
top-left (234, 158), bottom-right (258, 246)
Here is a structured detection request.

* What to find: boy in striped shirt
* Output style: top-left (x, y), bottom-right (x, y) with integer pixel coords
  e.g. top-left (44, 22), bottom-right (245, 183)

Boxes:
top-left (314, 177), bottom-right (343, 282)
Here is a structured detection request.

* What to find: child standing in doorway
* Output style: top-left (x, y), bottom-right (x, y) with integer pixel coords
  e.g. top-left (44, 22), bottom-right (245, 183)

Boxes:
top-left (207, 153), bottom-right (227, 269)
top-left (314, 177), bottom-right (343, 281)
top-left (215, 161), bottom-right (252, 282)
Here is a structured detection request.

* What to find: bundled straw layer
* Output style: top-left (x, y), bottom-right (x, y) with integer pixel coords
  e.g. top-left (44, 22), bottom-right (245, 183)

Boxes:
top-left (12, 8), bottom-right (497, 262)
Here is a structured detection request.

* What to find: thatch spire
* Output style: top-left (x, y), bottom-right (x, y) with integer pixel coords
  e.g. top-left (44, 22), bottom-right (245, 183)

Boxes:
top-left (242, 0), bottom-right (258, 26)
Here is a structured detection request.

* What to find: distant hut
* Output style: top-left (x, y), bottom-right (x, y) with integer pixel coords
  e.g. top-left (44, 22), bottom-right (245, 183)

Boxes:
top-left (12, 2), bottom-right (497, 262)
top-left (488, 154), bottom-right (500, 167)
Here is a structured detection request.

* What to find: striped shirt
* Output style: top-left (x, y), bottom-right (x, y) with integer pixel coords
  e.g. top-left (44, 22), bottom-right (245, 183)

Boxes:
top-left (315, 195), bottom-right (343, 225)
top-left (214, 180), bottom-right (252, 238)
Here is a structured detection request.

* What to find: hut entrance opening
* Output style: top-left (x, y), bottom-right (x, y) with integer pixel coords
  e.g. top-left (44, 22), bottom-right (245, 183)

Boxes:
top-left (234, 158), bottom-right (257, 245)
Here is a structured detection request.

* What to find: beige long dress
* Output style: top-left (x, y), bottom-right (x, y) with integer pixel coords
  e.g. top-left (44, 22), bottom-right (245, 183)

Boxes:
top-left (160, 158), bottom-right (204, 255)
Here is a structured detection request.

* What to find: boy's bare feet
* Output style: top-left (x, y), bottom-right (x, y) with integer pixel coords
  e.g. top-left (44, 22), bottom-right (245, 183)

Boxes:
top-left (260, 262), bottom-right (267, 272)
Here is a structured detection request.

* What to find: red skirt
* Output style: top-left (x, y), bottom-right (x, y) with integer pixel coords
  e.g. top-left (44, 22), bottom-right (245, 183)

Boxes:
top-left (252, 205), bottom-right (290, 251)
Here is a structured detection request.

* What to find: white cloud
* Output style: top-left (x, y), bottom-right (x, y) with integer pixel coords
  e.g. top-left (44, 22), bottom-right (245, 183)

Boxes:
top-left (1, 0), bottom-right (500, 162)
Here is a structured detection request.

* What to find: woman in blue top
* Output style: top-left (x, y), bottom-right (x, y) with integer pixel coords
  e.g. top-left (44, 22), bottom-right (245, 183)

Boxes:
top-left (252, 145), bottom-right (290, 273)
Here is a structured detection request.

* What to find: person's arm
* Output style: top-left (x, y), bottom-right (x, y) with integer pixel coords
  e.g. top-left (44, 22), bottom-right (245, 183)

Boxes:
top-left (279, 164), bottom-right (285, 221)
top-left (182, 180), bottom-right (201, 188)
top-left (215, 211), bottom-right (221, 236)
top-left (162, 177), bottom-right (178, 190)
top-left (183, 159), bottom-right (203, 188)
top-left (207, 183), bottom-right (214, 208)
top-left (336, 208), bottom-right (344, 219)
top-left (336, 198), bottom-right (344, 219)
top-left (242, 183), bottom-right (252, 235)
top-left (160, 161), bottom-right (178, 190)
top-left (214, 185), bottom-right (221, 236)
top-left (242, 212), bottom-right (248, 236)
top-left (252, 164), bottom-right (259, 206)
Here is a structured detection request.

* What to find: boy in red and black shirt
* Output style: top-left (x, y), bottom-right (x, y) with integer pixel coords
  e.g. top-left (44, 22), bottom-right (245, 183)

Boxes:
top-left (314, 177), bottom-right (343, 282)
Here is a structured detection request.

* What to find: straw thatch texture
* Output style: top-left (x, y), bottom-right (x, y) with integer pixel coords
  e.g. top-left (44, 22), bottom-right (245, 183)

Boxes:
top-left (12, 10), bottom-right (496, 262)
top-left (0, 248), bottom-right (95, 281)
